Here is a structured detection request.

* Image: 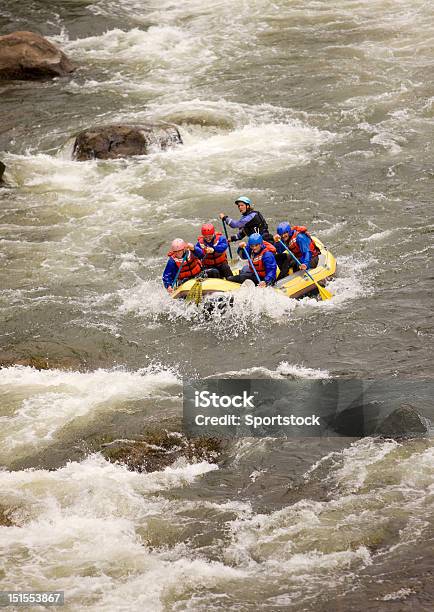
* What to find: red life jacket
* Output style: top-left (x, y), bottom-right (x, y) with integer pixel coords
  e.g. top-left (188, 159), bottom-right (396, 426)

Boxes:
top-left (249, 241), bottom-right (277, 279)
top-left (168, 250), bottom-right (202, 281)
top-left (286, 226), bottom-right (320, 260)
top-left (197, 233), bottom-right (228, 267)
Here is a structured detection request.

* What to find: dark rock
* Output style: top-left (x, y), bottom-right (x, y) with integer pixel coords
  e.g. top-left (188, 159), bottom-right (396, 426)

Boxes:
top-left (0, 161), bottom-right (5, 183)
top-left (0, 31), bottom-right (75, 81)
top-left (0, 354), bottom-right (83, 371)
top-left (0, 506), bottom-right (14, 527)
top-left (101, 430), bottom-right (222, 473)
top-left (326, 402), bottom-right (382, 437)
top-left (376, 404), bottom-right (430, 438)
top-left (72, 123), bottom-right (182, 161)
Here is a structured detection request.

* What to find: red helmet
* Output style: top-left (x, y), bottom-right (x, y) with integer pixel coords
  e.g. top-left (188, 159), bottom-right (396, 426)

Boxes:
top-left (201, 223), bottom-right (215, 237)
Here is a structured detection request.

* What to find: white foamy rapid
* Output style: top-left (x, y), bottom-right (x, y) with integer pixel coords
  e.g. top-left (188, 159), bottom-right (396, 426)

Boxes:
top-left (0, 365), bottom-right (181, 464)
top-left (224, 438), bottom-right (433, 600)
top-left (63, 25), bottom-right (215, 97)
top-left (0, 455), bottom-right (228, 612)
top-left (2, 438), bottom-right (432, 611)
top-left (210, 362), bottom-right (330, 379)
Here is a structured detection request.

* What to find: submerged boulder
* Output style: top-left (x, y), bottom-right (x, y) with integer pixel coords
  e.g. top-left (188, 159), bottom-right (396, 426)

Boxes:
top-left (327, 402), bottom-right (381, 437)
top-left (376, 404), bottom-right (431, 438)
top-left (72, 123), bottom-right (182, 161)
top-left (0, 31), bottom-right (75, 80)
top-left (325, 402), bottom-right (431, 439)
top-left (101, 430), bottom-right (221, 473)
top-left (0, 353), bottom-right (84, 371)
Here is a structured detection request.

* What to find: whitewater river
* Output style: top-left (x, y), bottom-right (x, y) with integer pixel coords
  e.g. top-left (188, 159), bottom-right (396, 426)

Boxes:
top-left (0, 1), bottom-right (433, 610)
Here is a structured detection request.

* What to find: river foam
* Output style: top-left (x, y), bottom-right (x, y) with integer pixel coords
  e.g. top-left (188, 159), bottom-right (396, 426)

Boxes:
top-left (2, 437), bottom-right (431, 611)
top-left (210, 362), bottom-right (330, 379)
top-left (0, 365), bottom-right (181, 465)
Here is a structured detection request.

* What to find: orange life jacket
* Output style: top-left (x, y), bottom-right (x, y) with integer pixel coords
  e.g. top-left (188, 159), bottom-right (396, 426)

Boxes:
top-left (249, 241), bottom-right (277, 279)
top-left (286, 226), bottom-right (320, 260)
top-left (168, 250), bottom-right (202, 281)
top-left (197, 233), bottom-right (228, 267)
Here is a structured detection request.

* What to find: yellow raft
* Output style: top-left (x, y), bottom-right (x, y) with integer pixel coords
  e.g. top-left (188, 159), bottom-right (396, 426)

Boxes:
top-left (172, 237), bottom-right (336, 301)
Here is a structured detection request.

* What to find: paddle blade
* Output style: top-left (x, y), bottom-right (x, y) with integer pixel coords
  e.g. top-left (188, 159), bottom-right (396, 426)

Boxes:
top-left (318, 284), bottom-right (333, 301)
top-left (186, 279), bottom-right (203, 305)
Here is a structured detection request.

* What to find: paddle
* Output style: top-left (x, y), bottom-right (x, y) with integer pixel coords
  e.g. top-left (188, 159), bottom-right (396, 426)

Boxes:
top-left (186, 278), bottom-right (203, 305)
top-left (221, 218), bottom-right (233, 259)
top-left (277, 239), bottom-right (333, 300)
top-left (171, 252), bottom-right (189, 289)
top-left (242, 247), bottom-right (261, 284)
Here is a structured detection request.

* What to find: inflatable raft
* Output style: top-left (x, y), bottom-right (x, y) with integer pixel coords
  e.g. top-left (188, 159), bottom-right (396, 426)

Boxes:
top-left (172, 237), bottom-right (336, 301)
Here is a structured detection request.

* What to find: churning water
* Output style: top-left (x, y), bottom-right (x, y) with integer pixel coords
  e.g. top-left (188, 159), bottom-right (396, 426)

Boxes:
top-left (1, 0), bottom-right (433, 610)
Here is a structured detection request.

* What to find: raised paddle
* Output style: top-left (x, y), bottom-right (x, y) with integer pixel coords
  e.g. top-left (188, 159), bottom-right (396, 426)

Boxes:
top-left (171, 252), bottom-right (189, 289)
top-left (278, 239), bottom-right (333, 301)
top-left (221, 218), bottom-right (233, 260)
top-left (242, 247), bottom-right (261, 284)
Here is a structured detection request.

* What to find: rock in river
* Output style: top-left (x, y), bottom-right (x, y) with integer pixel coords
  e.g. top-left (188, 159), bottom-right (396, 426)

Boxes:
top-left (72, 123), bottom-right (183, 161)
top-left (0, 31), bottom-right (75, 80)
top-left (376, 404), bottom-right (431, 438)
top-left (101, 430), bottom-right (222, 473)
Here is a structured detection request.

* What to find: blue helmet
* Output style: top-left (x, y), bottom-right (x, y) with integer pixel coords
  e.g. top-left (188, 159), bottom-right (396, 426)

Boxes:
top-left (277, 222), bottom-right (291, 236)
top-left (235, 196), bottom-right (252, 206)
top-left (248, 232), bottom-right (264, 247)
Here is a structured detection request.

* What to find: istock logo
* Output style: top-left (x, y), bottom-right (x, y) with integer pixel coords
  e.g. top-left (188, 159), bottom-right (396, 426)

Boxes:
top-left (194, 390), bottom-right (255, 409)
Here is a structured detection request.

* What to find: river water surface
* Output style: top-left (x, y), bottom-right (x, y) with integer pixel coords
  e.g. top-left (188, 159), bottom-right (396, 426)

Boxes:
top-left (0, 1), bottom-right (433, 610)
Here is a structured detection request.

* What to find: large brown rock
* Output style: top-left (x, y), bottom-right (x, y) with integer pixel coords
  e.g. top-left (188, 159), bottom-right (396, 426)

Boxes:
top-left (0, 161), bottom-right (5, 183)
top-left (72, 123), bottom-right (182, 161)
top-left (0, 31), bottom-right (75, 80)
top-left (101, 430), bottom-right (222, 473)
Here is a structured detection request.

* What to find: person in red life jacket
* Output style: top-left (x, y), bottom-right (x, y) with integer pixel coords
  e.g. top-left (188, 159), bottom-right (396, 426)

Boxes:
top-left (273, 222), bottom-right (320, 280)
top-left (163, 238), bottom-right (203, 294)
top-left (227, 233), bottom-right (277, 287)
top-left (219, 196), bottom-right (274, 243)
top-left (195, 223), bottom-right (233, 279)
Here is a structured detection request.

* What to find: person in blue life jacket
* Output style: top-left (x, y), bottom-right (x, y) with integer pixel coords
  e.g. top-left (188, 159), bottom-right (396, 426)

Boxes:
top-left (273, 222), bottom-right (321, 280)
top-left (195, 223), bottom-right (232, 279)
top-left (227, 233), bottom-right (277, 287)
top-left (162, 238), bottom-right (204, 294)
top-left (219, 196), bottom-right (274, 243)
